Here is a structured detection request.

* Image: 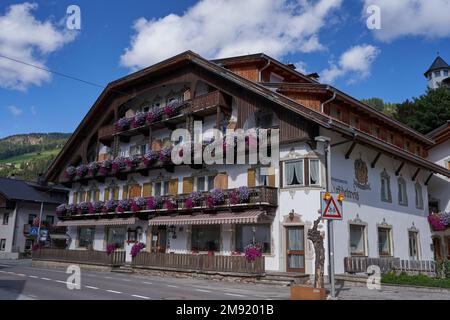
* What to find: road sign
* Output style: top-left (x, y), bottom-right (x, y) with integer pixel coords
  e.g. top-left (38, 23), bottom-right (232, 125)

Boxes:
top-left (321, 192), bottom-right (343, 220)
top-left (29, 227), bottom-right (39, 237)
top-left (40, 229), bottom-right (49, 241)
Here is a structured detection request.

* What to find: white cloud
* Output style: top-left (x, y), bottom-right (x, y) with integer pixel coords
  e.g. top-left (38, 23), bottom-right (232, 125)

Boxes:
top-left (31, 105), bottom-right (37, 115)
top-left (120, 0), bottom-right (342, 70)
top-left (363, 0), bottom-right (450, 42)
top-left (294, 61), bottom-right (308, 74)
top-left (0, 2), bottom-right (77, 90)
top-left (321, 44), bottom-right (380, 83)
top-left (7, 105), bottom-right (23, 116)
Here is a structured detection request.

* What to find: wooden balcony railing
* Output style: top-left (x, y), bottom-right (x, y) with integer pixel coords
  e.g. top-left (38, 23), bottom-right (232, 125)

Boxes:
top-left (344, 256), bottom-right (436, 275)
top-left (98, 124), bottom-right (116, 141)
top-left (32, 248), bottom-right (126, 267)
top-left (132, 252), bottom-right (265, 275)
top-left (191, 91), bottom-right (227, 114)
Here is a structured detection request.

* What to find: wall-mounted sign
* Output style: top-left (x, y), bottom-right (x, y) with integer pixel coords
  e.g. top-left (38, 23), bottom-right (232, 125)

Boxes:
top-left (354, 158), bottom-right (371, 190)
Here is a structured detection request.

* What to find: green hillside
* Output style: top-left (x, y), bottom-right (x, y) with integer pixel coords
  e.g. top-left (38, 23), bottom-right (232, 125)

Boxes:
top-left (0, 133), bottom-right (71, 181)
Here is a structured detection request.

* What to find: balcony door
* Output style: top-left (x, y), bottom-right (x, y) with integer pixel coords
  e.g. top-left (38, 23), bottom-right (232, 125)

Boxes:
top-left (151, 227), bottom-right (167, 253)
top-left (286, 226), bottom-right (305, 273)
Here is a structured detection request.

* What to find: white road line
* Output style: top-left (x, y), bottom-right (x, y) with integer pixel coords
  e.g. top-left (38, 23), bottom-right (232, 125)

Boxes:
top-left (167, 285), bottom-right (178, 288)
top-left (195, 289), bottom-right (211, 293)
top-left (17, 273), bottom-right (26, 277)
top-left (85, 286), bottom-right (99, 290)
top-left (132, 294), bottom-right (151, 300)
top-left (142, 281), bottom-right (153, 285)
top-left (106, 289), bottom-right (122, 294)
top-left (55, 280), bottom-right (71, 285)
top-left (224, 293), bottom-right (245, 297)
top-left (104, 276), bottom-right (114, 279)
top-left (121, 279), bottom-right (132, 282)
top-left (28, 275), bottom-right (38, 279)
top-left (0, 270), bottom-right (7, 273)
top-left (41, 278), bottom-right (52, 281)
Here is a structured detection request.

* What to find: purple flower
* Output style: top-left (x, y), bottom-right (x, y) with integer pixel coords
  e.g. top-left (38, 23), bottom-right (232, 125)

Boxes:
top-left (99, 160), bottom-right (112, 175)
top-left (87, 162), bottom-right (100, 175)
top-left (76, 165), bottom-right (87, 177)
top-left (231, 186), bottom-right (250, 205)
top-left (112, 157), bottom-right (126, 172)
top-left (117, 199), bottom-right (131, 213)
top-left (125, 155), bottom-right (141, 168)
top-left (207, 189), bottom-right (224, 208)
top-left (146, 111), bottom-right (155, 124)
top-left (440, 212), bottom-right (450, 227)
top-left (142, 150), bottom-right (158, 166)
top-left (159, 148), bottom-right (172, 164)
top-left (66, 204), bottom-right (77, 216)
top-left (184, 198), bottom-right (194, 210)
top-left (77, 202), bottom-right (91, 215)
top-left (106, 244), bottom-right (117, 255)
top-left (130, 243), bottom-right (146, 258)
top-left (90, 201), bottom-right (104, 214)
top-left (131, 197), bottom-right (146, 212)
top-left (132, 111), bottom-right (147, 128)
top-left (65, 166), bottom-right (76, 179)
top-left (244, 244), bottom-right (262, 262)
top-left (56, 204), bottom-right (67, 217)
top-left (147, 196), bottom-right (162, 210)
top-left (428, 214), bottom-right (445, 231)
top-left (115, 117), bottom-right (131, 131)
top-left (103, 200), bottom-right (117, 213)
top-left (165, 199), bottom-right (176, 211)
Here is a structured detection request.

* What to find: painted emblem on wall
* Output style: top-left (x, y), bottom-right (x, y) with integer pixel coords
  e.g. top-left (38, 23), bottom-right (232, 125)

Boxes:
top-left (354, 157), bottom-right (371, 190)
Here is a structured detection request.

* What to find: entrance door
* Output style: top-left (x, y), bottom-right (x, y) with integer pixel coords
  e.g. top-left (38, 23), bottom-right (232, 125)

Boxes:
top-left (286, 226), bottom-right (305, 273)
top-left (433, 237), bottom-right (442, 260)
top-left (151, 227), bottom-right (167, 253)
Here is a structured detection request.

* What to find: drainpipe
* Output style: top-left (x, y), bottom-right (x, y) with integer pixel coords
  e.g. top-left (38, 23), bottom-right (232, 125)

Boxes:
top-left (320, 86), bottom-right (337, 114)
top-left (259, 59), bottom-right (271, 82)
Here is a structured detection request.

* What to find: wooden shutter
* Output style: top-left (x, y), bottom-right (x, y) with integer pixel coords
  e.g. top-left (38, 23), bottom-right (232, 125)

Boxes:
top-left (214, 173), bottom-right (228, 190)
top-left (169, 179), bottom-right (179, 196)
top-left (104, 188), bottom-right (110, 201)
top-left (81, 191), bottom-right (87, 202)
top-left (182, 177), bottom-right (194, 194)
top-left (129, 185), bottom-right (142, 198)
top-left (122, 186), bottom-right (129, 199)
top-left (151, 139), bottom-right (162, 151)
top-left (268, 174), bottom-right (276, 187)
top-left (94, 190), bottom-right (100, 201)
top-left (143, 183), bottom-right (152, 197)
top-left (247, 169), bottom-right (256, 188)
top-left (73, 192), bottom-right (78, 205)
top-left (112, 187), bottom-right (119, 200)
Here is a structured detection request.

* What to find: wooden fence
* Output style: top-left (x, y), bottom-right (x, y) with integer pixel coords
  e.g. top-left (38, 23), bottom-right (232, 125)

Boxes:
top-left (344, 256), bottom-right (436, 274)
top-left (133, 252), bottom-right (265, 275)
top-left (32, 248), bottom-right (126, 267)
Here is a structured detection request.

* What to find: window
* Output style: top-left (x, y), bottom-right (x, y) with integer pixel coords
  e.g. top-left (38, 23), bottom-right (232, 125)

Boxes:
top-left (191, 225), bottom-right (220, 252)
top-left (444, 70), bottom-right (449, 77)
top-left (398, 177), bottom-right (408, 206)
top-left (46, 216), bottom-right (55, 225)
top-left (415, 183), bottom-right (424, 209)
top-left (309, 159), bottom-right (320, 186)
top-left (284, 160), bottom-right (304, 187)
top-left (380, 170), bottom-right (392, 203)
top-left (434, 71), bottom-right (441, 78)
top-left (330, 106), bottom-right (341, 120)
top-left (78, 227), bottom-right (95, 248)
top-left (28, 214), bottom-right (37, 226)
top-left (154, 181), bottom-right (170, 196)
top-left (107, 227), bottom-right (126, 249)
top-left (130, 144), bottom-right (147, 156)
top-left (349, 224), bottom-right (366, 256)
top-left (378, 227), bottom-right (392, 256)
top-left (235, 225), bottom-right (271, 254)
top-left (195, 175), bottom-right (215, 192)
top-left (0, 239), bottom-right (6, 251)
top-left (408, 231), bottom-right (419, 260)
top-left (2, 213), bottom-right (9, 225)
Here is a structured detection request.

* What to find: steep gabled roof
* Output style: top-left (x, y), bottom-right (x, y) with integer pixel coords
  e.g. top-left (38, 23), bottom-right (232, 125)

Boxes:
top-left (0, 177), bottom-right (66, 204)
top-left (44, 51), bottom-right (450, 180)
top-left (424, 56), bottom-right (450, 77)
top-left (427, 120), bottom-right (450, 146)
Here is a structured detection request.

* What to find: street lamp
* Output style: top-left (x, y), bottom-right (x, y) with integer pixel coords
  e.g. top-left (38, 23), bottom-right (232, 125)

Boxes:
top-left (315, 136), bottom-right (336, 299)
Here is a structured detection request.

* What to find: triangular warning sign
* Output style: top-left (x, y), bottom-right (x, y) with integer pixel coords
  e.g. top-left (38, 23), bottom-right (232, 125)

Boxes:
top-left (322, 196), bottom-right (342, 219)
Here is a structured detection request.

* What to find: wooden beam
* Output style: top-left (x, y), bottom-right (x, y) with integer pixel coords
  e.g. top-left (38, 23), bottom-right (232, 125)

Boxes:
top-left (412, 168), bottom-right (421, 181)
top-left (425, 172), bottom-right (434, 186)
top-left (395, 162), bottom-right (405, 176)
top-left (371, 153), bottom-right (381, 168)
top-left (345, 142), bottom-right (357, 159)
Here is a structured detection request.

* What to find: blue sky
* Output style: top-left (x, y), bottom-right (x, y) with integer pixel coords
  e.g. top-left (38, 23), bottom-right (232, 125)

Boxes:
top-left (0, 0), bottom-right (449, 138)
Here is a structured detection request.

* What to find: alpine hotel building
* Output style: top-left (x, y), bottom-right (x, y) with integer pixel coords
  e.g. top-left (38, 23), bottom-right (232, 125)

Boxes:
top-left (45, 51), bottom-right (450, 275)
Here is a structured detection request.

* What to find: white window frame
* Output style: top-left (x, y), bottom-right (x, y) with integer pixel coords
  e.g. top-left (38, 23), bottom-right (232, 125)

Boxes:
top-left (397, 177), bottom-right (408, 206)
top-left (153, 180), bottom-right (170, 196)
top-left (194, 175), bottom-right (216, 192)
top-left (2, 213), bottom-right (9, 225)
top-left (408, 229), bottom-right (420, 260)
top-left (282, 159), bottom-right (305, 188)
top-left (377, 226), bottom-right (393, 257)
top-left (308, 159), bottom-right (321, 187)
top-left (349, 223), bottom-right (368, 257)
top-left (380, 170), bottom-right (392, 203)
top-left (415, 182), bottom-right (424, 209)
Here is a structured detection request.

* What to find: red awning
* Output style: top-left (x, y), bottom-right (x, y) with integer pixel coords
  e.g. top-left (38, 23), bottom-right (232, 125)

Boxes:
top-left (57, 217), bottom-right (137, 227)
top-left (148, 210), bottom-right (269, 226)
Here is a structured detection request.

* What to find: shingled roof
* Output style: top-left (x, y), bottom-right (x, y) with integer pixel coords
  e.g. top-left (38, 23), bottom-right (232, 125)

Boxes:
top-left (424, 56), bottom-right (450, 77)
top-left (0, 177), bottom-right (66, 204)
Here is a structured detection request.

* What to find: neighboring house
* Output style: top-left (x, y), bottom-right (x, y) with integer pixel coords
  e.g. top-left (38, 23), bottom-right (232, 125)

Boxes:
top-left (425, 55), bottom-right (450, 90)
top-left (0, 177), bottom-right (68, 259)
top-left (44, 51), bottom-right (450, 274)
top-left (426, 120), bottom-right (450, 260)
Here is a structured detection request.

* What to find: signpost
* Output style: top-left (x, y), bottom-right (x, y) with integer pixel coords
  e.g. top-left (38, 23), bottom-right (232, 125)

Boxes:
top-left (29, 227), bottom-right (39, 237)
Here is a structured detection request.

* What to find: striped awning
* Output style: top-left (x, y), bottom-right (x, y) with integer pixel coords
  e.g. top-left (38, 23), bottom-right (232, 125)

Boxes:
top-left (148, 210), bottom-right (266, 226)
top-left (57, 217), bottom-right (137, 227)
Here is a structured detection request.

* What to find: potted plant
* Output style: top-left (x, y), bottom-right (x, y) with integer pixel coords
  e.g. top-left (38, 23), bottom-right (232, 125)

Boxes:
top-left (115, 117), bottom-right (131, 132)
top-left (142, 150), bottom-right (158, 167)
top-left (106, 244), bottom-right (117, 255)
top-left (103, 200), bottom-right (117, 213)
top-left (56, 204), bottom-right (67, 217)
top-left (65, 166), bottom-right (76, 180)
top-left (132, 111), bottom-right (147, 128)
top-left (130, 242), bottom-right (146, 258)
top-left (206, 189), bottom-right (224, 209)
top-left (87, 161), bottom-right (100, 176)
top-left (98, 159), bottom-right (112, 175)
top-left (125, 155), bottom-right (141, 169)
top-left (117, 199), bottom-right (131, 213)
top-left (112, 156), bottom-right (127, 173)
top-left (131, 197), bottom-right (146, 212)
top-left (89, 201), bottom-right (104, 214)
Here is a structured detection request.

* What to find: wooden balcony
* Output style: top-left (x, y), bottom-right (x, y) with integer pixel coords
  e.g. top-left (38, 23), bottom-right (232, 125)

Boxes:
top-left (32, 248), bottom-right (126, 267)
top-left (132, 252), bottom-right (265, 275)
top-left (98, 124), bottom-right (115, 142)
top-left (191, 91), bottom-right (228, 116)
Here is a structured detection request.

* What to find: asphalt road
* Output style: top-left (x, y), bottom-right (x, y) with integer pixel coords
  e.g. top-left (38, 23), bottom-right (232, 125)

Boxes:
top-left (0, 260), bottom-right (290, 300)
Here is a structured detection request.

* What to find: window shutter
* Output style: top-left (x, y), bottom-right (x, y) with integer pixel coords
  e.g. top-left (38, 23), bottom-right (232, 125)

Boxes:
top-left (268, 174), bottom-right (276, 187)
top-left (169, 179), bottom-right (179, 196)
top-left (122, 186), bottom-right (129, 199)
top-left (214, 173), bottom-right (228, 190)
top-left (112, 187), bottom-right (119, 200)
top-left (151, 139), bottom-right (162, 151)
top-left (104, 188), bottom-right (110, 201)
top-left (247, 169), bottom-right (256, 188)
top-left (81, 191), bottom-right (87, 202)
top-left (73, 192), bottom-right (78, 205)
top-left (143, 183), bottom-right (152, 197)
top-left (129, 185), bottom-right (142, 198)
top-left (182, 177), bottom-right (194, 194)
top-left (94, 190), bottom-right (100, 201)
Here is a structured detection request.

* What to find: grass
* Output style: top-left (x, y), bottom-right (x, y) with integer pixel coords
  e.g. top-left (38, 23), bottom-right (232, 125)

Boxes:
top-left (382, 272), bottom-right (450, 289)
top-left (0, 149), bottom-right (60, 164)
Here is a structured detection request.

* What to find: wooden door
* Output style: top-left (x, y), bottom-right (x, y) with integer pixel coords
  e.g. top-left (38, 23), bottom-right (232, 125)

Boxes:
top-left (151, 227), bottom-right (167, 253)
top-left (433, 237), bottom-right (442, 260)
top-left (286, 226), bottom-right (305, 273)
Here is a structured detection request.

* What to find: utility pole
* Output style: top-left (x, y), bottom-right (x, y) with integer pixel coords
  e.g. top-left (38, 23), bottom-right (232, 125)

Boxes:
top-left (37, 202), bottom-right (44, 245)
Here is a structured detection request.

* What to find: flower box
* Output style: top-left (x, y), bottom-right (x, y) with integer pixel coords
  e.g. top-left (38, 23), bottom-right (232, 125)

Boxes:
top-left (290, 285), bottom-right (327, 300)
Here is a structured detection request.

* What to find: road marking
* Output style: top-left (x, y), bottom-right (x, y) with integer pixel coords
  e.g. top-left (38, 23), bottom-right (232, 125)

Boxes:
top-left (121, 279), bottom-right (132, 282)
top-left (55, 280), bottom-right (71, 285)
top-left (143, 281), bottom-right (153, 285)
top-left (132, 294), bottom-right (151, 300)
top-left (28, 275), bottom-right (38, 279)
top-left (41, 278), bottom-right (52, 281)
top-left (0, 270), bottom-right (7, 273)
top-left (167, 285), bottom-right (178, 288)
top-left (195, 289), bottom-right (211, 293)
top-left (106, 290), bottom-right (122, 294)
top-left (17, 273), bottom-right (26, 277)
top-left (104, 276), bottom-right (114, 279)
top-left (224, 293), bottom-right (245, 297)
top-left (85, 286), bottom-right (99, 290)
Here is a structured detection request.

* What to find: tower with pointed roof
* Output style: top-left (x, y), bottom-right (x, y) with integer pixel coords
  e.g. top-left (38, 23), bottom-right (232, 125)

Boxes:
top-left (424, 55), bottom-right (450, 89)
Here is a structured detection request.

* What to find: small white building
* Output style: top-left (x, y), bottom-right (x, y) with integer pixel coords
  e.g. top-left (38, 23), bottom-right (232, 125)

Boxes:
top-left (0, 178), bottom-right (68, 259)
top-left (425, 56), bottom-right (450, 90)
